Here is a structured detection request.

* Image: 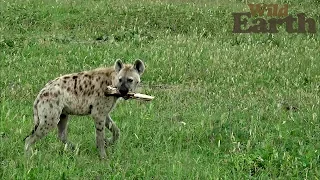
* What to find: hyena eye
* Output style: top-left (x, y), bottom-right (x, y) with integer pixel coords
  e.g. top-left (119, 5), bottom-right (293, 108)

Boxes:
top-left (119, 77), bottom-right (122, 82)
top-left (127, 78), bottom-right (133, 83)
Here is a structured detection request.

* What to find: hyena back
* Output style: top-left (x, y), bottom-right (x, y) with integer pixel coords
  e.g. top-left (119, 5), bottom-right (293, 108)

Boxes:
top-left (24, 59), bottom-right (145, 159)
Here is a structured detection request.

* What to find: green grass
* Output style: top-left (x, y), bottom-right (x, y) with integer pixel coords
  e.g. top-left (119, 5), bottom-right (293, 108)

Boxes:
top-left (1, 0), bottom-right (320, 179)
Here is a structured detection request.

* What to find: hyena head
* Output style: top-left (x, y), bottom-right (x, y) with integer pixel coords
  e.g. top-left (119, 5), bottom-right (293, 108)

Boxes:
top-left (114, 59), bottom-right (145, 95)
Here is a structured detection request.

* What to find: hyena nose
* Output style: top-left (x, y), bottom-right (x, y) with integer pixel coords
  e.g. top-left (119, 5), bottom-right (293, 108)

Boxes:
top-left (119, 88), bottom-right (129, 95)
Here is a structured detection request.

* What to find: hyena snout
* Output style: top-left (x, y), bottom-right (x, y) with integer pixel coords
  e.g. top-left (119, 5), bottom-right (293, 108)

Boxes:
top-left (119, 85), bottom-right (129, 95)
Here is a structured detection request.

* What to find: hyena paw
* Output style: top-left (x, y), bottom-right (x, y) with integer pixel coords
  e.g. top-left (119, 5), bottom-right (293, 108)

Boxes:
top-left (63, 141), bottom-right (75, 151)
top-left (24, 148), bottom-right (32, 158)
top-left (98, 147), bottom-right (107, 160)
top-left (100, 152), bottom-right (107, 160)
top-left (104, 138), bottom-right (117, 147)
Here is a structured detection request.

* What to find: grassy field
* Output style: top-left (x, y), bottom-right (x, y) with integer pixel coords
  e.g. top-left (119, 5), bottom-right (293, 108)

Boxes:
top-left (1, 0), bottom-right (320, 179)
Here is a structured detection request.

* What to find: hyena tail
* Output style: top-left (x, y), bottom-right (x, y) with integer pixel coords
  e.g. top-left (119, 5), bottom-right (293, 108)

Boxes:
top-left (23, 99), bottom-right (40, 141)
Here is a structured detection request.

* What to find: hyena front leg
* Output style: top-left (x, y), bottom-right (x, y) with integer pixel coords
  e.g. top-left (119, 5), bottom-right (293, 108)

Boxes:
top-left (57, 114), bottom-right (74, 149)
top-left (105, 115), bottom-right (120, 146)
top-left (92, 114), bottom-right (107, 159)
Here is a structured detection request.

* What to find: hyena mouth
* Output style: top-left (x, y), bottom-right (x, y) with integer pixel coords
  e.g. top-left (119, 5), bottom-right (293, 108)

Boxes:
top-left (119, 90), bottom-right (130, 100)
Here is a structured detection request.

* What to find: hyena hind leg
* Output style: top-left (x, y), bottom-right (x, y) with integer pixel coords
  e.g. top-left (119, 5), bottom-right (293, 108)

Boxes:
top-left (24, 119), bottom-right (58, 155)
top-left (25, 104), bottom-right (61, 155)
top-left (57, 114), bottom-right (74, 149)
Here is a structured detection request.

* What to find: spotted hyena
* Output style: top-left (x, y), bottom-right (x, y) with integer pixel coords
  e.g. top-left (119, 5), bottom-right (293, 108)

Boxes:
top-left (24, 59), bottom-right (145, 159)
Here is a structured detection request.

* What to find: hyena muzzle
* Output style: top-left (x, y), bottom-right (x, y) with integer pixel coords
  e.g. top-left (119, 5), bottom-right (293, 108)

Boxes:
top-left (24, 59), bottom-right (145, 159)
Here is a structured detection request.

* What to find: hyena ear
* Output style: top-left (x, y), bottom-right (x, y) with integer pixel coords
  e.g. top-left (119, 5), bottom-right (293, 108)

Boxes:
top-left (133, 59), bottom-right (145, 75)
top-left (115, 59), bottom-right (123, 73)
